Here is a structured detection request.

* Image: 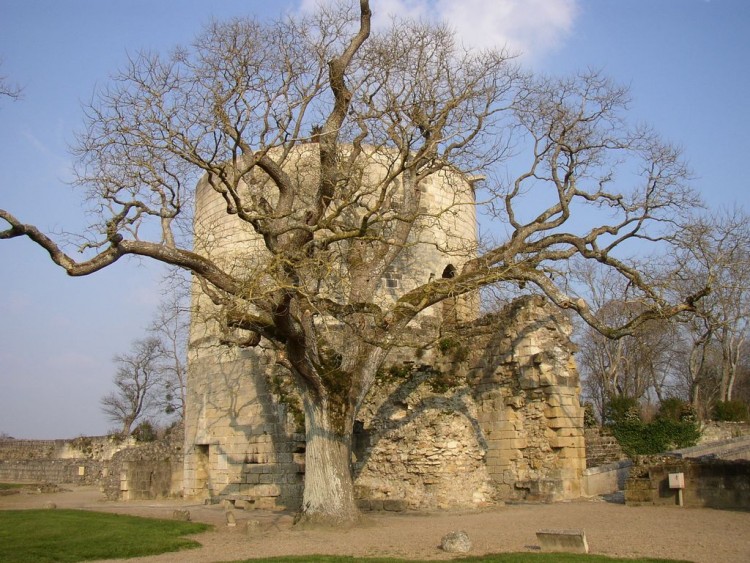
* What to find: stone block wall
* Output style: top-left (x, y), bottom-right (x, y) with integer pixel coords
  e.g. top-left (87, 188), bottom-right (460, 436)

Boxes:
top-left (354, 373), bottom-right (495, 510)
top-left (354, 295), bottom-right (585, 508)
top-left (183, 350), bottom-right (305, 509)
top-left (117, 460), bottom-right (182, 501)
top-left (584, 427), bottom-right (628, 468)
top-left (626, 457), bottom-right (750, 510)
top-left (0, 459), bottom-right (105, 485)
top-left (0, 436), bottom-right (132, 486)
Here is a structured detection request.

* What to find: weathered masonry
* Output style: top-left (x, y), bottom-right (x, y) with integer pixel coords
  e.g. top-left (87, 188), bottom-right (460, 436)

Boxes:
top-left (183, 145), bottom-right (585, 510)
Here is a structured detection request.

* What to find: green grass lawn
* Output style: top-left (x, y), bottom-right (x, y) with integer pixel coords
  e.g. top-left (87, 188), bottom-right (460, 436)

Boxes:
top-left (0, 483), bottom-right (26, 490)
top-left (0, 509), bottom-right (210, 562)
top-left (233, 556), bottom-right (688, 563)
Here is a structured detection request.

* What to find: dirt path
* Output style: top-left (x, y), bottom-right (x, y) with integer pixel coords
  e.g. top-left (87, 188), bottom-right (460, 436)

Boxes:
top-left (2, 486), bottom-right (749, 562)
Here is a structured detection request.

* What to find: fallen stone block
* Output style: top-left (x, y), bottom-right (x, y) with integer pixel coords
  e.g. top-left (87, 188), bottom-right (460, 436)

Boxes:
top-left (536, 528), bottom-right (588, 554)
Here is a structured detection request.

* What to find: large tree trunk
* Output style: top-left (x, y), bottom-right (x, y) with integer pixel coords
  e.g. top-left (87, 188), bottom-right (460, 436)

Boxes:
top-left (296, 398), bottom-right (359, 527)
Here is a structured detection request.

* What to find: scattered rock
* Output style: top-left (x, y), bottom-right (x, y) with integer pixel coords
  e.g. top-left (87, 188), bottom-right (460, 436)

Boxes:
top-left (43, 502), bottom-right (57, 509)
top-left (226, 510), bottom-right (237, 527)
top-left (440, 530), bottom-right (472, 553)
top-left (245, 519), bottom-right (261, 534)
top-left (172, 509), bottom-right (191, 521)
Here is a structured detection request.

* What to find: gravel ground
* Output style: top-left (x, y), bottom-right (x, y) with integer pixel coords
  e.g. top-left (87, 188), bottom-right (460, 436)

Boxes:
top-left (2, 486), bottom-right (749, 562)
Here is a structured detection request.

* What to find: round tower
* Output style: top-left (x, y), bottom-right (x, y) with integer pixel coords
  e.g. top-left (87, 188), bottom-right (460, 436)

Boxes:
top-left (184, 144), bottom-right (479, 504)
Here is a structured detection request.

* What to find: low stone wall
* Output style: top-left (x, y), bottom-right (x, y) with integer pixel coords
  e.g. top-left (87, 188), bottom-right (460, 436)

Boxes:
top-left (0, 439), bottom-right (68, 460)
top-left (625, 457), bottom-right (750, 510)
top-left (699, 422), bottom-right (750, 444)
top-left (0, 436), bottom-right (134, 461)
top-left (0, 459), bottom-right (105, 485)
top-left (581, 460), bottom-right (632, 497)
top-left (1, 430), bottom-right (184, 502)
top-left (670, 436), bottom-right (750, 461)
top-left (102, 429), bottom-right (185, 500)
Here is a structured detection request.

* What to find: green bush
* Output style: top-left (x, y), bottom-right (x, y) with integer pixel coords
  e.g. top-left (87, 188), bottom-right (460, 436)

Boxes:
top-left (132, 420), bottom-right (157, 442)
top-left (609, 418), bottom-right (700, 457)
top-left (603, 396), bottom-right (641, 425)
top-left (713, 400), bottom-right (749, 422)
top-left (656, 398), bottom-right (696, 423)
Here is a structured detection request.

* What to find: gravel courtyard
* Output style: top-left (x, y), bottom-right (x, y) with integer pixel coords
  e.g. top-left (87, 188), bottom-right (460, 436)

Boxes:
top-left (2, 485), bottom-right (749, 562)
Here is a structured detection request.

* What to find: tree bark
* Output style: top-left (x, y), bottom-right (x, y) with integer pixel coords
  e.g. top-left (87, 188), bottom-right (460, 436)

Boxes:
top-left (296, 398), bottom-right (359, 527)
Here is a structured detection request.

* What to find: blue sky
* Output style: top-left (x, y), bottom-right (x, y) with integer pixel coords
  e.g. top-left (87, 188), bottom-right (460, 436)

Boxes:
top-left (1, 0), bottom-right (748, 439)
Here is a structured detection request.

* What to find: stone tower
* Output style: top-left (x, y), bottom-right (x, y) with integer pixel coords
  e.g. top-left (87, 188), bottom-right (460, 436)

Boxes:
top-left (183, 145), bottom-right (585, 509)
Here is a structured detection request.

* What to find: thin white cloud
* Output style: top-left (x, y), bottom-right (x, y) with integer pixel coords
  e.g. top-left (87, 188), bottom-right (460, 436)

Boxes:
top-left (436, 0), bottom-right (578, 59)
top-left (296, 0), bottom-right (578, 61)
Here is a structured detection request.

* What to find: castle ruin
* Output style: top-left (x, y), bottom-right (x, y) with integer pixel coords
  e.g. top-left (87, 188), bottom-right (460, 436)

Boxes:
top-left (183, 145), bottom-right (585, 510)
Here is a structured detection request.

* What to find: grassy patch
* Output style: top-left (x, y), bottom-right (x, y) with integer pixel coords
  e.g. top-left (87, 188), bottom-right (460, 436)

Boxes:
top-left (0, 483), bottom-right (27, 490)
top-left (0, 509), bottom-right (210, 562)
top-left (232, 555), bottom-right (688, 563)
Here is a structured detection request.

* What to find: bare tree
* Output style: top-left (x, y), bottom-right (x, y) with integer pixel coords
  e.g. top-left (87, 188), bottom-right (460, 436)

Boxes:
top-left (671, 208), bottom-right (750, 414)
top-left (100, 337), bottom-right (164, 435)
top-left (148, 287), bottom-right (189, 420)
top-left (574, 262), bottom-right (680, 418)
top-left (1, 1), bottom-right (705, 524)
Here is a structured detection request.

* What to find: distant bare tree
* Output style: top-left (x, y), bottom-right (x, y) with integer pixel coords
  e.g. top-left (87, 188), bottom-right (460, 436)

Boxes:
top-left (671, 208), bottom-right (750, 414)
top-left (574, 262), bottom-right (678, 419)
top-left (148, 288), bottom-right (189, 420)
top-left (100, 337), bottom-right (164, 435)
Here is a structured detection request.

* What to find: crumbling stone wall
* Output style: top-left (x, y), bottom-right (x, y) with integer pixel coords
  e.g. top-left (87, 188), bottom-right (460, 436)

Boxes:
top-left (0, 432), bottom-right (185, 500)
top-left (355, 296), bottom-right (584, 508)
top-left (102, 429), bottom-right (185, 500)
top-left (189, 295), bottom-right (585, 511)
top-left (354, 371), bottom-right (494, 510)
top-left (626, 456), bottom-right (750, 510)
